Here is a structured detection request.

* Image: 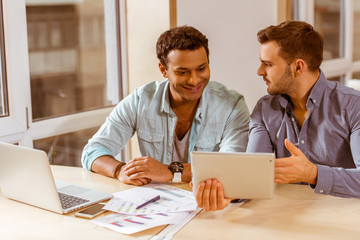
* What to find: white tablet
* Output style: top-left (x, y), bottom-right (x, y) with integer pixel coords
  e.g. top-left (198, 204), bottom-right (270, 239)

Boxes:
top-left (191, 151), bottom-right (275, 199)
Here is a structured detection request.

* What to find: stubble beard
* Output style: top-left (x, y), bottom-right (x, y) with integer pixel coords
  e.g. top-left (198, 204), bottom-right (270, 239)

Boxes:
top-left (267, 66), bottom-right (295, 95)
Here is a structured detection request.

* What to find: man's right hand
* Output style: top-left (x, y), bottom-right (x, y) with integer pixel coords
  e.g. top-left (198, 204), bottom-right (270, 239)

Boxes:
top-left (91, 155), bottom-right (151, 186)
top-left (117, 164), bottom-right (152, 186)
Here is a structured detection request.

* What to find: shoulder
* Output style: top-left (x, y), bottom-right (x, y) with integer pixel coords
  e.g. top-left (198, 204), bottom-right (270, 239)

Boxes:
top-left (326, 81), bottom-right (360, 108)
top-left (204, 81), bottom-right (244, 102)
top-left (254, 94), bottom-right (283, 110)
top-left (135, 80), bottom-right (168, 96)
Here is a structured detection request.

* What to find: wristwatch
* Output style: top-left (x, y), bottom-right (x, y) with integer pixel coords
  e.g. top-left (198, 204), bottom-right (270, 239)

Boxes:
top-left (168, 162), bottom-right (184, 183)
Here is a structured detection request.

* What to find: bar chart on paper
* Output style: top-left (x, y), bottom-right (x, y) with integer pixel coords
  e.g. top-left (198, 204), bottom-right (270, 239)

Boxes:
top-left (103, 184), bottom-right (197, 214)
top-left (92, 184), bottom-right (198, 234)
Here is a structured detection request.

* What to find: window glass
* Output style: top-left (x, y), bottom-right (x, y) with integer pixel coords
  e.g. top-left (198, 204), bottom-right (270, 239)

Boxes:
top-left (328, 75), bottom-right (345, 84)
top-left (34, 127), bottom-right (99, 167)
top-left (345, 72), bottom-right (360, 91)
top-left (314, 0), bottom-right (343, 60)
top-left (354, 1), bottom-right (360, 61)
top-left (353, 71), bottom-right (360, 80)
top-left (26, 1), bottom-right (116, 120)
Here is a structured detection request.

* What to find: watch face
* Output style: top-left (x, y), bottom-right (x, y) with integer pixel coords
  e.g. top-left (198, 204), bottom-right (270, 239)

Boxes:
top-left (169, 162), bottom-right (184, 173)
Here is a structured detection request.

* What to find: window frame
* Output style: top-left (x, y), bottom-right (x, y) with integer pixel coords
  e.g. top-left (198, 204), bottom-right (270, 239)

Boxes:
top-left (293, 0), bottom-right (360, 82)
top-left (0, 0), bottom-right (30, 142)
top-left (0, 0), bottom-right (128, 152)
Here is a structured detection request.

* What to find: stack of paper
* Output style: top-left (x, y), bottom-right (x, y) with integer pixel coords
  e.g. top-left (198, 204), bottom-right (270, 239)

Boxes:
top-left (91, 183), bottom-right (199, 235)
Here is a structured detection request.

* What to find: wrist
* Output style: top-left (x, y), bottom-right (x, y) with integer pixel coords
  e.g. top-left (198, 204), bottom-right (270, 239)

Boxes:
top-left (308, 164), bottom-right (318, 185)
top-left (168, 162), bottom-right (184, 182)
top-left (114, 162), bottom-right (125, 180)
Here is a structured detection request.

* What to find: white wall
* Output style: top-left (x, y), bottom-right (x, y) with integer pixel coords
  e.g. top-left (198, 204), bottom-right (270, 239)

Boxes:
top-left (126, 0), bottom-right (170, 159)
top-left (177, 0), bottom-right (278, 111)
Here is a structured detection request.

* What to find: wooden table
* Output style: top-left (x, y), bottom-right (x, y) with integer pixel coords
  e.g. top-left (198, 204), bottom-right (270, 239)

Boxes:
top-left (1, 165), bottom-right (360, 240)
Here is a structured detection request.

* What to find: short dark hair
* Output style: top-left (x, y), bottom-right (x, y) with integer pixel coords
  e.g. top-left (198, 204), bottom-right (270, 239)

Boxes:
top-left (257, 21), bottom-right (323, 72)
top-left (156, 25), bottom-right (209, 68)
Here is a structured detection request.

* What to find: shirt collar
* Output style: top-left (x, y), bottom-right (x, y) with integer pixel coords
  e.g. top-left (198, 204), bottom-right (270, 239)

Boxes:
top-left (160, 79), bottom-right (206, 120)
top-left (307, 69), bottom-right (326, 108)
top-left (160, 80), bottom-right (172, 114)
top-left (279, 69), bottom-right (326, 110)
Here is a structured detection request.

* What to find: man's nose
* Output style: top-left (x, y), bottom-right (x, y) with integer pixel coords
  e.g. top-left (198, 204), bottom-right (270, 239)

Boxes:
top-left (187, 71), bottom-right (201, 85)
top-left (257, 63), bottom-right (265, 76)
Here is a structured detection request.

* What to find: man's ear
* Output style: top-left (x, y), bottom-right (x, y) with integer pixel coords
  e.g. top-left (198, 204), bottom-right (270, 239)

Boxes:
top-left (293, 59), bottom-right (306, 77)
top-left (158, 63), bottom-right (167, 78)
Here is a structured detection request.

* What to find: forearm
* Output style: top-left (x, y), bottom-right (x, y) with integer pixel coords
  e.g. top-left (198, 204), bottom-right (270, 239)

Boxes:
top-left (91, 155), bottom-right (125, 178)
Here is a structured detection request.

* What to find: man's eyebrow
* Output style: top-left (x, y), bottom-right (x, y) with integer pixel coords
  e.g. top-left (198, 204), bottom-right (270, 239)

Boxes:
top-left (260, 58), bottom-right (272, 64)
top-left (174, 67), bottom-right (188, 70)
top-left (174, 62), bottom-right (208, 70)
top-left (197, 62), bottom-right (208, 67)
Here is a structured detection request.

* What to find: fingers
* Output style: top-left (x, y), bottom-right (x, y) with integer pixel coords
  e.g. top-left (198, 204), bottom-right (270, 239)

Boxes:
top-left (216, 182), bottom-right (230, 210)
top-left (195, 181), bottom-right (205, 208)
top-left (209, 180), bottom-right (218, 211)
top-left (195, 179), bottom-right (214, 210)
top-left (123, 158), bottom-right (146, 172)
top-left (202, 179), bottom-right (212, 211)
top-left (127, 177), bottom-right (152, 186)
top-left (195, 179), bottom-right (226, 211)
top-left (284, 138), bottom-right (302, 156)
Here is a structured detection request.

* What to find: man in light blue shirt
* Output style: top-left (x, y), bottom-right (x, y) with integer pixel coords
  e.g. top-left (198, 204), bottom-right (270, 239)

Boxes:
top-left (82, 26), bottom-right (250, 185)
top-left (196, 21), bottom-right (360, 211)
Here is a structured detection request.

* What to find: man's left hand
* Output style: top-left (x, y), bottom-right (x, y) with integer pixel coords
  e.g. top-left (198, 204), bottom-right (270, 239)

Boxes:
top-left (195, 179), bottom-right (231, 211)
top-left (275, 138), bottom-right (318, 185)
top-left (123, 156), bottom-right (173, 182)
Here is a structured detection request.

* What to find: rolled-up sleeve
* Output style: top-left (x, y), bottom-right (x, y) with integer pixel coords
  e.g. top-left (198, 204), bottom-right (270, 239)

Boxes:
top-left (81, 91), bottom-right (139, 170)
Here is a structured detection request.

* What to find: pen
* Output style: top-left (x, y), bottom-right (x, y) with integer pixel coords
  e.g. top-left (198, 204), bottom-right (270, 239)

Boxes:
top-left (136, 195), bottom-right (161, 209)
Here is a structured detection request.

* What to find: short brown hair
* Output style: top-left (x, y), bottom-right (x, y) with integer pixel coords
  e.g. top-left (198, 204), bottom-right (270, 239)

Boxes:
top-left (257, 21), bottom-right (323, 72)
top-left (156, 25), bottom-right (209, 68)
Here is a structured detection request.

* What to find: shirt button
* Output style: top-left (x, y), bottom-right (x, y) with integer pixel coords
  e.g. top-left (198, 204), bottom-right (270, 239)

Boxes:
top-left (301, 140), bottom-right (305, 144)
top-left (320, 190), bottom-right (324, 193)
top-left (291, 118), bottom-right (295, 122)
top-left (168, 143), bottom-right (171, 147)
top-left (314, 100), bottom-right (317, 103)
top-left (149, 136), bottom-right (152, 140)
top-left (171, 118), bottom-right (175, 122)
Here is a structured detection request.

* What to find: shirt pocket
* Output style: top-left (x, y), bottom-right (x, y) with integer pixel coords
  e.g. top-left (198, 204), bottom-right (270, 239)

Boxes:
top-left (194, 134), bottom-right (221, 152)
top-left (137, 129), bottom-right (164, 159)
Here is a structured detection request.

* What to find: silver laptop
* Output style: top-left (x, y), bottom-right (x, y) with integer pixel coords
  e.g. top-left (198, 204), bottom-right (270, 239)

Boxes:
top-left (0, 142), bottom-right (112, 214)
top-left (191, 151), bottom-right (275, 199)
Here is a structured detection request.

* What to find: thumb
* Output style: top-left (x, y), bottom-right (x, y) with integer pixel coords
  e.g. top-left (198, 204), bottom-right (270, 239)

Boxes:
top-left (284, 138), bottom-right (302, 156)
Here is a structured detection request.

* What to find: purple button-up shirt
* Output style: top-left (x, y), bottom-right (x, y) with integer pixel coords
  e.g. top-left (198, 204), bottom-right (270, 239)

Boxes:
top-left (247, 70), bottom-right (360, 198)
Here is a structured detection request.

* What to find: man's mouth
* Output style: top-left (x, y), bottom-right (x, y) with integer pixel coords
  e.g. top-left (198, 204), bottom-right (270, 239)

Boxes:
top-left (263, 78), bottom-right (270, 85)
top-left (183, 83), bottom-right (203, 93)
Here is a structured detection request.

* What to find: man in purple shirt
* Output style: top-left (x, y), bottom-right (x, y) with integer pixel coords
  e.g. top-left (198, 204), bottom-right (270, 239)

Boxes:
top-left (196, 21), bottom-right (360, 211)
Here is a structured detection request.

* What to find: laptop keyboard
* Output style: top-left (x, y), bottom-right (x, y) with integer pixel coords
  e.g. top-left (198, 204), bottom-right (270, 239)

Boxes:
top-left (58, 192), bottom-right (89, 210)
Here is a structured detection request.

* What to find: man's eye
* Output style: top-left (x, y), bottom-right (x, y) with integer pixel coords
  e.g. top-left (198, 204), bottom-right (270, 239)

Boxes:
top-left (197, 67), bottom-right (205, 71)
top-left (176, 71), bottom-right (186, 75)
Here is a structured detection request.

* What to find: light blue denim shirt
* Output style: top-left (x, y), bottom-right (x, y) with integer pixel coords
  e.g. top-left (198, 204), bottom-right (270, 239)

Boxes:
top-left (82, 80), bottom-right (250, 170)
top-left (247, 70), bottom-right (360, 198)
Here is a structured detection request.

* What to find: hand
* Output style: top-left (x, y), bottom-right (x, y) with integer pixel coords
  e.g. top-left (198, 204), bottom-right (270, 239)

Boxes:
top-left (275, 139), bottom-right (318, 185)
top-left (195, 179), bottom-right (231, 211)
top-left (123, 156), bottom-right (173, 183)
top-left (117, 165), bottom-right (152, 186)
